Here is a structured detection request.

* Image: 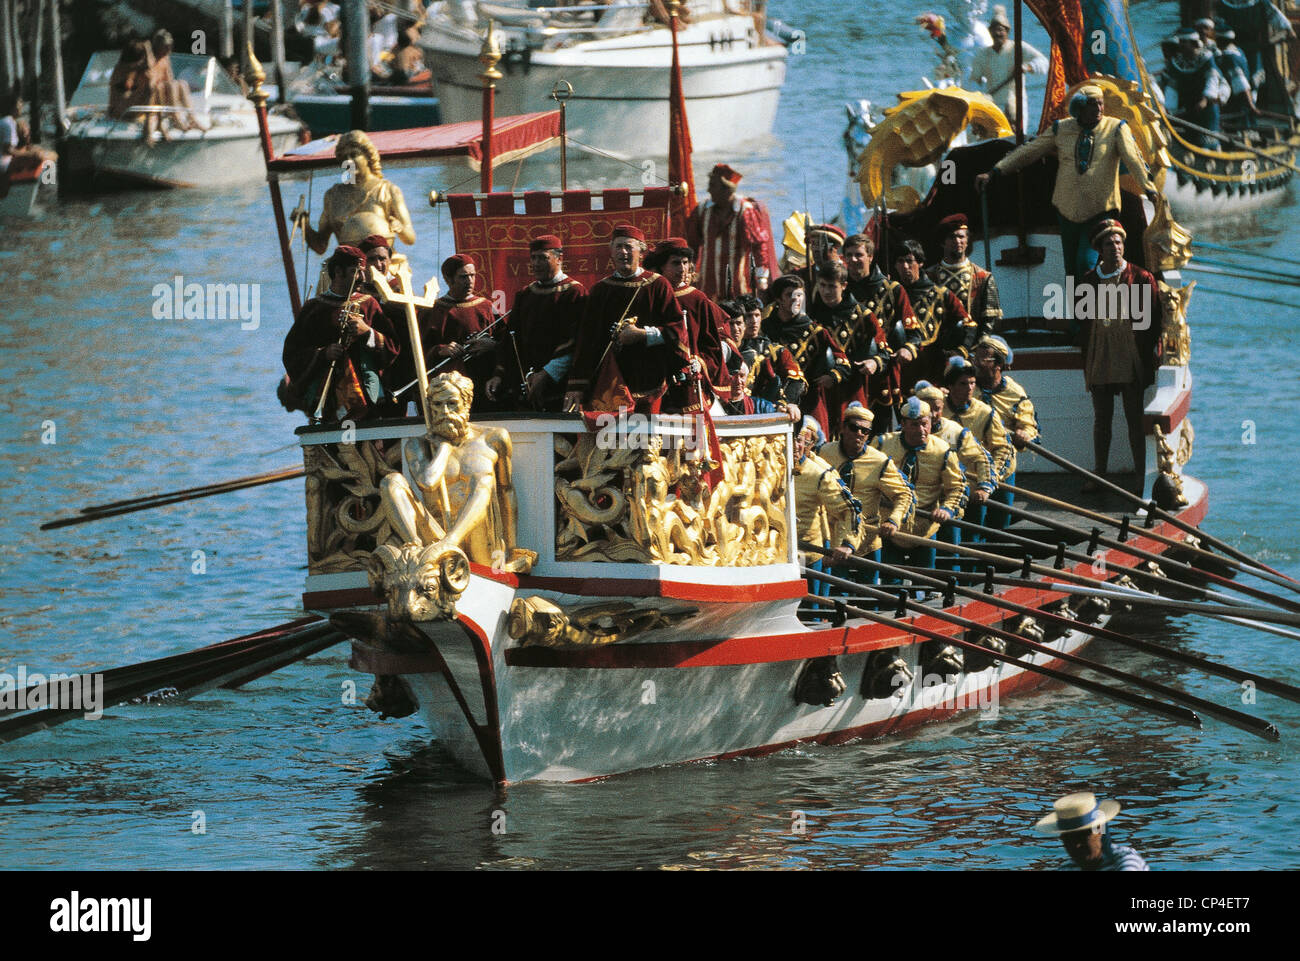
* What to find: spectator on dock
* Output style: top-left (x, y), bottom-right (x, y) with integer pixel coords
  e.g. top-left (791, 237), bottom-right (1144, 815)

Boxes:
top-left (1036, 792), bottom-right (1149, 871)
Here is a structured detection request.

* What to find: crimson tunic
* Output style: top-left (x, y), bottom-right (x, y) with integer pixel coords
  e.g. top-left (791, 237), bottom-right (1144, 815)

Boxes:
top-left (1077, 262), bottom-right (1162, 391)
top-left (898, 276), bottom-right (977, 390)
top-left (418, 294), bottom-right (497, 408)
top-left (282, 291), bottom-right (398, 421)
top-left (685, 196), bottom-right (779, 299)
top-left (673, 284), bottom-right (732, 409)
top-left (849, 267), bottom-right (920, 413)
top-left (569, 269), bottom-right (691, 413)
top-left (494, 275), bottom-right (587, 410)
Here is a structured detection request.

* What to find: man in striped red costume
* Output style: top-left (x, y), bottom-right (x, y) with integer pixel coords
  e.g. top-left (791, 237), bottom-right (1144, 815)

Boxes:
top-left (685, 163), bottom-right (779, 300)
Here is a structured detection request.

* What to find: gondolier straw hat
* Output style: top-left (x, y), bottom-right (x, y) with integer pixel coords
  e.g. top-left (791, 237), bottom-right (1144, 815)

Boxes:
top-left (1035, 792), bottom-right (1121, 834)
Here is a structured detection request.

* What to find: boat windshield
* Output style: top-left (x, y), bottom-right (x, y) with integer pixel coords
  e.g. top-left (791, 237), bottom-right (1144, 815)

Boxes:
top-left (68, 52), bottom-right (241, 113)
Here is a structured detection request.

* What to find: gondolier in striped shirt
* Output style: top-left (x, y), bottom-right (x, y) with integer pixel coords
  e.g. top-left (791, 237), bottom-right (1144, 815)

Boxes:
top-left (1036, 792), bottom-right (1150, 871)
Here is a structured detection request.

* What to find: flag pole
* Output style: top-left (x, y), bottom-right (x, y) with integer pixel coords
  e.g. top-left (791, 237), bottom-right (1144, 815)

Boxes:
top-left (479, 22), bottom-right (502, 193)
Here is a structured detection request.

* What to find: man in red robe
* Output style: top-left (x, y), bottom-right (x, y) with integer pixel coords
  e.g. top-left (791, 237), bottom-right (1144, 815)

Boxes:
top-left (647, 236), bottom-right (732, 411)
top-left (416, 253), bottom-right (498, 412)
top-left (486, 234), bottom-right (587, 412)
top-left (564, 224), bottom-right (692, 414)
top-left (685, 163), bottom-right (779, 300)
top-left (282, 245), bottom-right (399, 422)
top-left (925, 213), bottom-right (1002, 340)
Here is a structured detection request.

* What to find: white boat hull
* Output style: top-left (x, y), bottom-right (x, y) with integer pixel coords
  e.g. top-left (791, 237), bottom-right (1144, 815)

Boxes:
top-left (422, 15), bottom-right (787, 158)
top-left (63, 120), bottom-right (301, 189)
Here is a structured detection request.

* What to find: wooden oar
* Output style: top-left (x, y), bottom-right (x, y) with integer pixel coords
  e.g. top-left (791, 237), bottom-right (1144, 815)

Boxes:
top-left (799, 594), bottom-right (1202, 731)
top-left (76, 467), bottom-right (306, 514)
top-left (0, 619), bottom-right (345, 743)
top-left (1165, 115), bottom-right (1300, 175)
top-left (1182, 263), bottom-right (1300, 288)
top-left (803, 566), bottom-right (1279, 741)
top-left (1192, 239), bottom-right (1300, 268)
top-left (885, 530), bottom-right (1300, 630)
top-left (1000, 481), bottom-right (1300, 596)
top-left (1024, 441), bottom-right (1297, 585)
top-left (942, 513), bottom-right (1288, 618)
top-left (976, 499), bottom-right (1300, 614)
top-left (42, 467), bottom-right (306, 531)
top-left (800, 542), bottom-right (1300, 705)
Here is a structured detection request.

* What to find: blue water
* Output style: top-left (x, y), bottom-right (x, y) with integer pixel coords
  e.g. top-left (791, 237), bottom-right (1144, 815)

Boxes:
top-left (1, 0), bottom-right (1297, 870)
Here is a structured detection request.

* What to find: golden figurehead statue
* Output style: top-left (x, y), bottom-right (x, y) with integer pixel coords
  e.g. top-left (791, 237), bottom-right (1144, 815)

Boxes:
top-left (297, 130), bottom-right (417, 254)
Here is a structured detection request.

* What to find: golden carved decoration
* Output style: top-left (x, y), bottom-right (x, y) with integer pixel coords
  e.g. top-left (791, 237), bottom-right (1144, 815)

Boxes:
top-left (1152, 424), bottom-right (1189, 509)
top-left (1157, 279), bottom-right (1193, 367)
top-left (507, 596), bottom-right (698, 647)
top-left (367, 542), bottom-right (472, 622)
top-left (1176, 416), bottom-right (1194, 467)
top-left (1144, 195), bottom-right (1193, 273)
top-left (553, 428), bottom-right (789, 566)
top-left (304, 439), bottom-right (403, 574)
top-left (380, 372), bottom-right (536, 580)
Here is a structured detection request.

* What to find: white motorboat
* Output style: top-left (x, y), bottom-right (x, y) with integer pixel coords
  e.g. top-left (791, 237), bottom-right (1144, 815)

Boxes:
top-left (419, 0), bottom-right (789, 159)
top-left (62, 52), bottom-right (304, 189)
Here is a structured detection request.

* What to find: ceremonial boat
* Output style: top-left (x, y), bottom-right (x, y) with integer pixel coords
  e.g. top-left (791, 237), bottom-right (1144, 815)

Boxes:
top-left (252, 3), bottom-right (1235, 785)
top-left (417, 0), bottom-right (790, 159)
top-left (62, 52), bottom-right (304, 189)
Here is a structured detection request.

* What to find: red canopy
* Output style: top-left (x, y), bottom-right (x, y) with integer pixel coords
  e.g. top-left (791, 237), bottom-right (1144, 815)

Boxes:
top-left (268, 111), bottom-right (561, 175)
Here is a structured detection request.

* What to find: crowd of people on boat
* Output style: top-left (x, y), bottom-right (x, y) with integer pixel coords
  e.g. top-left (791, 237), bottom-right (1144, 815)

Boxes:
top-left (1155, 4), bottom-right (1295, 145)
top-left (279, 124), bottom-right (1171, 595)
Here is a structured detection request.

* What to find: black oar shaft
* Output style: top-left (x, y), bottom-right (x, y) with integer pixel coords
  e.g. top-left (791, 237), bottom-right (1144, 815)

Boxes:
top-left (806, 594), bottom-right (1201, 731)
top-left (1025, 441), bottom-right (1297, 584)
top-left (888, 530), bottom-right (1300, 628)
top-left (42, 468), bottom-right (306, 531)
top-left (986, 499), bottom-right (1300, 614)
top-left (79, 467), bottom-right (306, 514)
top-left (1003, 481), bottom-right (1300, 598)
top-left (803, 568), bottom-right (1277, 740)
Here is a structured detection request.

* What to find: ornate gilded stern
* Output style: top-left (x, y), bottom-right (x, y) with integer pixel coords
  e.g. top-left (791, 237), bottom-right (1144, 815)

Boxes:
top-left (553, 424), bottom-right (789, 566)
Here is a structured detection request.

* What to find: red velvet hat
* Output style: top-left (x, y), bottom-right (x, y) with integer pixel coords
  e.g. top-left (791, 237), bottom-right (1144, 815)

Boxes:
top-left (529, 234), bottom-right (564, 252)
top-left (711, 163), bottom-right (742, 185)
top-left (441, 252), bottom-right (476, 283)
top-left (358, 234), bottom-right (391, 254)
top-left (937, 213), bottom-right (970, 237)
top-left (329, 245), bottom-right (367, 270)
top-left (611, 223), bottom-right (646, 244)
top-left (809, 223), bottom-right (846, 242)
top-left (645, 237), bottom-right (694, 272)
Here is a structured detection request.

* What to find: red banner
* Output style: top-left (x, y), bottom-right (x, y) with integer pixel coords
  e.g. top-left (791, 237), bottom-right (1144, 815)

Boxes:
top-left (447, 188), bottom-right (672, 307)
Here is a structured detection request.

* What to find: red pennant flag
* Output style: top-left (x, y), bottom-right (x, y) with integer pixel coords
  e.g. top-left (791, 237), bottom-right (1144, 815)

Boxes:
top-left (667, 10), bottom-right (697, 237)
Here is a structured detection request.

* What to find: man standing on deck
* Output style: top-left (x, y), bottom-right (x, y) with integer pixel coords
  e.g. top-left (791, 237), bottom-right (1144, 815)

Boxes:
top-left (894, 239), bottom-right (976, 390)
top-left (564, 224), bottom-right (691, 414)
top-left (972, 335), bottom-right (1038, 531)
top-left (486, 235), bottom-right (587, 412)
top-left (974, 84), bottom-right (1160, 280)
top-left (968, 5), bottom-right (1048, 127)
top-left (685, 163), bottom-right (779, 300)
top-left (1077, 220), bottom-right (1162, 495)
top-left (845, 233), bottom-right (919, 433)
top-left (281, 245), bottom-right (399, 422)
top-left (415, 254), bottom-right (498, 413)
top-left (1036, 792), bottom-right (1149, 871)
top-left (927, 213), bottom-right (1002, 341)
top-left (646, 237), bottom-right (732, 411)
